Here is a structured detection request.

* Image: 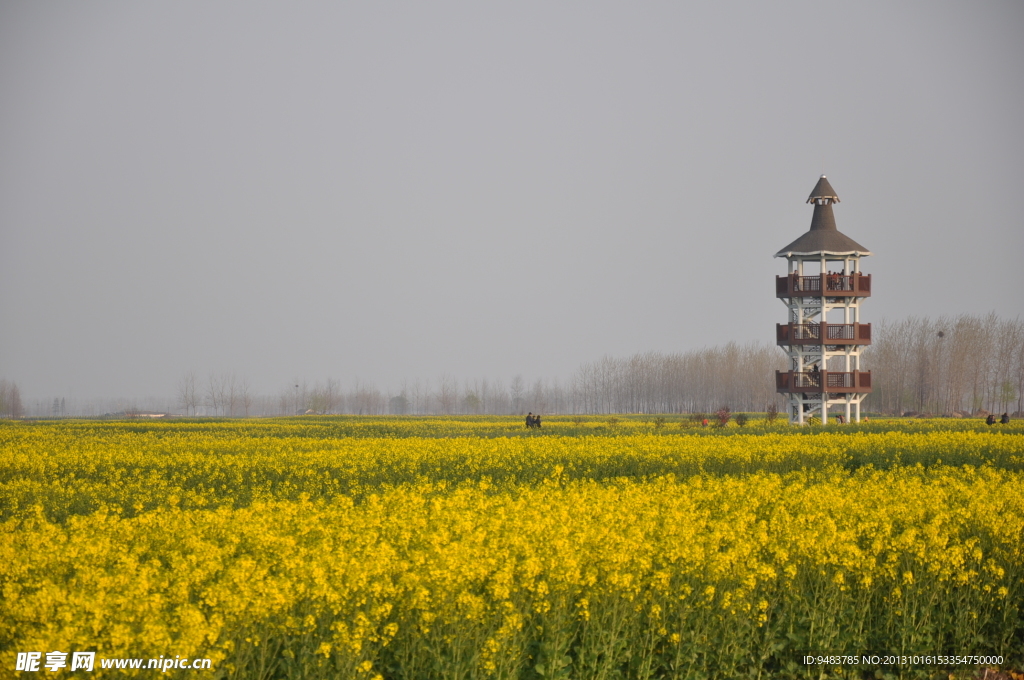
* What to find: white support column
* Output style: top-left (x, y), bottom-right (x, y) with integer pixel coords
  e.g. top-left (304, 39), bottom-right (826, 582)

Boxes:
top-left (820, 256), bottom-right (828, 425)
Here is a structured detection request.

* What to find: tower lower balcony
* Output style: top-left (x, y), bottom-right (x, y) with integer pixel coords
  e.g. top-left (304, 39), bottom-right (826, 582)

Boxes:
top-left (776, 273), bottom-right (871, 299)
top-left (776, 323), bottom-right (871, 347)
top-left (776, 370), bottom-right (872, 394)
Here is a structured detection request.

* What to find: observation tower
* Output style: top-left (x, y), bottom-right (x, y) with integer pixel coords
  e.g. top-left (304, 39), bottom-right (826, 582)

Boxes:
top-left (775, 176), bottom-right (872, 424)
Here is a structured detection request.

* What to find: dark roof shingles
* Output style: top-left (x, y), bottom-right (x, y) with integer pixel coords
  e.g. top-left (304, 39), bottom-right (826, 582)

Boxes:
top-left (776, 179), bottom-right (871, 257)
top-left (807, 175), bottom-right (839, 203)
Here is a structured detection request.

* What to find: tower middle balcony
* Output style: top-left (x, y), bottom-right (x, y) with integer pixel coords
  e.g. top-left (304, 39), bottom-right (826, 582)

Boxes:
top-left (775, 272), bottom-right (871, 299)
top-left (776, 322), bottom-right (871, 347)
top-left (775, 370), bottom-right (873, 394)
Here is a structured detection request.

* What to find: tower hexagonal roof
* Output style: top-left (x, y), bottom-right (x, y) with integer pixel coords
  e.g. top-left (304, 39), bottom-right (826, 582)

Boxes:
top-left (775, 176), bottom-right (871, 258)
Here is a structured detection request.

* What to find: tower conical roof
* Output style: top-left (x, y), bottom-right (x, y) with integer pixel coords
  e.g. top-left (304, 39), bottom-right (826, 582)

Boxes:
top-left (775, 176), bottom-right (872, 257)
top-left (807, 175), bottom-right (839, 204)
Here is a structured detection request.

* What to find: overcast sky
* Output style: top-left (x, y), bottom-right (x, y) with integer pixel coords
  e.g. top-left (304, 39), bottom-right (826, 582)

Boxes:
top-left (2, 1), bottom-right (1022, 401)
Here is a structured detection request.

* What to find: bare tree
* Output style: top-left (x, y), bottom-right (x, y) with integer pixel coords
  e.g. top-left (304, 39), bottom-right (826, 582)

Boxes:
top-left (462, 379), bottom-right (482, 414)
top-left (530, 378), bottom-right (548, 415)
top-left (225, 374), bottom-right (239, 416)
top-left (205, 373), bottom-right (228, 416)
top-left (278, 390), bottom-right (292, 416)
top-left (489, 378), bottom-right (509, 414)
top-left (349, 380), bottom-right (385, 414)
top-left (994, 318), bottom-right (1022, 414)
top-left (239, 376), bottom-right (253, 417)
top-left (0, 379), bottom-right (25, 418)
top-left (1015, 323), bottom-right (1024, 416)
top-left (436, 374), bottom-right (458, 415)
top-left (307, 378), bottom-right (342, 414)
top-left (411, 378), bottom-right (429, 415)
top-left (509, 375), bottom-right (525, 414)
top-left (324, 377), bottom-right (341, 414)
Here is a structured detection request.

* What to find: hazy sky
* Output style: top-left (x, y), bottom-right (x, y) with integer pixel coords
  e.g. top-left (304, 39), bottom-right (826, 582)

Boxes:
top-left (2, 1), bottom-right (1022, 401)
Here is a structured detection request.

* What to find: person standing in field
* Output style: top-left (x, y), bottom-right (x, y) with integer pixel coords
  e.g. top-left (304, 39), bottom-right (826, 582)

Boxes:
top-left (526, 413), bottom-right (533, 429)
top-left (1001, 413), bottom-right (1010, 424)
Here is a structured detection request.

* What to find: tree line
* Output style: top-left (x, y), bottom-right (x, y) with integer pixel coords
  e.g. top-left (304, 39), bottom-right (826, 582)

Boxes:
top-left (9, 314), bottom-right (1021, 419)
top-left (862, 313), bottom-right (1024, 416)
top-left (163, 342), bottom-right (787, 417)
top-left (260, 314), bottom-right (1022, 417)
top-left (563, 343), bottom-right (785, 414)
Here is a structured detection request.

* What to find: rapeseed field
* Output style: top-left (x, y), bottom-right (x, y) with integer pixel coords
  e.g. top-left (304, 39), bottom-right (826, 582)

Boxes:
top-left (1, 417), bottom-right (1022, 679)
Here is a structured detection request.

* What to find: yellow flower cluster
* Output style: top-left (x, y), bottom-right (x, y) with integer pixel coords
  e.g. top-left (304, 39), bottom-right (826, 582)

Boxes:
top-left (3, 419), bottom-right (1021, 522)
top-left (1, 418), bottom-right (1022, 678)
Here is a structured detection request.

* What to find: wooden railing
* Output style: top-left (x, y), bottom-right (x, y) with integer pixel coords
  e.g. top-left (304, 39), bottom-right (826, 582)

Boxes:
top-left (776, 273), bottom-right (871, 298)
top-left (776, 323), bottom-right (871, 345)
top-left (826, 324), bottom-right (854, 340)
top-left (775, 370), bottom-right (872, 393)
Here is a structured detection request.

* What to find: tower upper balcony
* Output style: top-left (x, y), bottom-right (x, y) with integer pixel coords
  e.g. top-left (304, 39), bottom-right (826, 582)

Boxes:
top-left (775, 272), bottom-right (871, 299)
